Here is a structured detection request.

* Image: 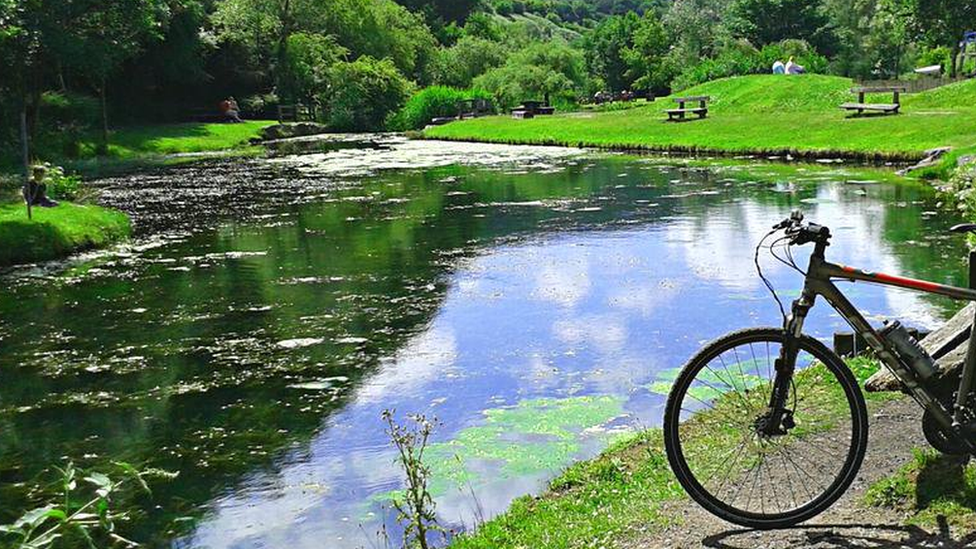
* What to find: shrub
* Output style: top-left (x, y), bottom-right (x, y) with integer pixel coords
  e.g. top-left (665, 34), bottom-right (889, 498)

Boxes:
top-left (757, 39), bottom-right (828, 74)
top-left (389, 86), bottom-right (493, 131)
top-left (671, 39), bottom-right (827, 91)
top-left (38, 164), bottom-right (82, 201)
top-left (917, 46), bottom-right (953, 73)
top-left (321, 57), bottom-right (414, 132)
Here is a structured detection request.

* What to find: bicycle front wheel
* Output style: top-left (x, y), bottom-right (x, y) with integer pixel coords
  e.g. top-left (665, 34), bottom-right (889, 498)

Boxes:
top-left (663, 328), bottom-right (868, 529)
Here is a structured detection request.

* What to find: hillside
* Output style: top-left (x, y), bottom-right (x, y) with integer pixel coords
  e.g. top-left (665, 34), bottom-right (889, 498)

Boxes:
top-left (424, 74), bottom-right (976, 160)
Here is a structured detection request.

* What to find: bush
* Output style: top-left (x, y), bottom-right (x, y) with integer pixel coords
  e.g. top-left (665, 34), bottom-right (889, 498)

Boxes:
top-left (917, 46), bottom-right (953, 73)
top-left (389, 86), bottom-right (494, 131)
top-left (40, 164), bottom-right (83, 201)
top-left (671, 39), bottom-right (827, 91)
top-left (322, 57), bottom-right (414, 132)
top-left (757, 39), bottom-right (828, 74)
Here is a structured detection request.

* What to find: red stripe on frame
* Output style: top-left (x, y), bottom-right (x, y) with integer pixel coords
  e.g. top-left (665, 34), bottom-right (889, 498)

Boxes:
top-left (840, 265), bottom-right (944, 293)
top-left (872, 272), bottom-right (945, 292)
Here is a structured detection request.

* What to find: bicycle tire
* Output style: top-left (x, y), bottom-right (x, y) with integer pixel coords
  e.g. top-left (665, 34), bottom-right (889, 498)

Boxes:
top-left (663, 328), bottom-right (869, 529)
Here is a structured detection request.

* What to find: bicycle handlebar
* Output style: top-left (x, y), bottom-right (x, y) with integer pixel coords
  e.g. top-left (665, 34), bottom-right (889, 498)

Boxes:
top-left (773, 210), bottom-right (831, 246)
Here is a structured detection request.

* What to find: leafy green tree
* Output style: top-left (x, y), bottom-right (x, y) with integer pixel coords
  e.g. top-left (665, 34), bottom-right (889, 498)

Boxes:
top-left (54, 0), bottom-right (170, 152)
top-left (622, 11), bottom-right (672, 92)
top-left (905, 0), bottom-right (976, 76)
top-left (280, 33), bottom-right (348, 107)
top-left (662, 0), bottom-right (728, 60)
top-left (824, 0), bottom-right (912, 78)
top-left (473, 40), bottom-right (588, 109)
top-left (394, 0), bottom-right (480, 22)
top-left (213, 0), bottom-right (330, 100)
top-left (584, 12), bottom-right (641, 92)
top-left (725, 0), bottom-right (836, 54)
top-left (322, 56), bottom-right (414, 131)
top-left (429, 36), bottom-right (508, 87)
top-left (353, 0), bottom-right (438, 83)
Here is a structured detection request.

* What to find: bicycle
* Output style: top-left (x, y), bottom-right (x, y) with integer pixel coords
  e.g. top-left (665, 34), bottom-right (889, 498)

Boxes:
top-left (663, 210), bottom-right (976, 529)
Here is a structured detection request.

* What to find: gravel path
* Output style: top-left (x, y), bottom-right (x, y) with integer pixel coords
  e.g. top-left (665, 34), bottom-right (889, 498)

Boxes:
top-left (623, 397), bottom-right (976, 548)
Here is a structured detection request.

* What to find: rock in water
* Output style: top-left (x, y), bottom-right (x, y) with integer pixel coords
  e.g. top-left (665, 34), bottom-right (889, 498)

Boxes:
top-left (865, 303), bottom-right (974, 392)
top-left (259, 123), bottom-right (330, 141)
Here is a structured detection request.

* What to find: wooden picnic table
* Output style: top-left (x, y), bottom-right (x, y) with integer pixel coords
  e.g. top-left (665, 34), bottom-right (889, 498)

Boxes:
top-left (511, 100), bottom-right (555, 119)
top-left (840, 86), bottom-right (906, 116)
top-left (666, 95), bottom-right (710, 121)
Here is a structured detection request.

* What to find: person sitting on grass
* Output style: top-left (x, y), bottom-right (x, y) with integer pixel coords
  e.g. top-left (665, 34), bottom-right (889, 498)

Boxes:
top-left (785, 56), bottom-right (805, 75)
top-left (772, 60), bottom-right (786, 74)
top-left (220, 97), bottom-right (243, 123)
top-left (23, 165), bottom-right (58, 208)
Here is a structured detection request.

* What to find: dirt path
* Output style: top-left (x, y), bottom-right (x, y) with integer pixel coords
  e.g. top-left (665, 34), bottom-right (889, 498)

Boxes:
top-left (623, 396), bottom-right (976, 549)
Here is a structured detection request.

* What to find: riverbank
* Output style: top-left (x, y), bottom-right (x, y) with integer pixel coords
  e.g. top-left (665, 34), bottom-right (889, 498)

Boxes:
top-left (424, 75), bottom-right (976, 163)
top-left (1, 120), bottom-right (275, 178)
top-left (447, 358), bottom-right (976, 548)
top-left (0, 202), bottom-right (131, 267)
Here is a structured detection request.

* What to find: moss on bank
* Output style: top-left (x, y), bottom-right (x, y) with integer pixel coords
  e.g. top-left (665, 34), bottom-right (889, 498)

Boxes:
top-left (0, 202), bottom-right (131, 267)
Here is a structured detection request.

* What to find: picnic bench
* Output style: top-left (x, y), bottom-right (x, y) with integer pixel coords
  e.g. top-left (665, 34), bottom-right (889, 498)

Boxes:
top-left (511, 100), bottom-right (555, 119)
top-left (278, 104), bottom-right (315, 123)
top-left (840, 86), bottom-right (906, 116)
top-left (459, 98), bottom-right (495, 119)
top-left (666, 96), bottom-right (709, 121)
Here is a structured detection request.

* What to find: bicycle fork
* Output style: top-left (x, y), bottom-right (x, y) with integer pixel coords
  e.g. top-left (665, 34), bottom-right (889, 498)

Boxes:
top-left (762, 293), bottom-right (815, 437)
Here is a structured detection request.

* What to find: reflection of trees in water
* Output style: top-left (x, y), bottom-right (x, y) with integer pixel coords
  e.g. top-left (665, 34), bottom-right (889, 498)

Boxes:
top-left (0, 157), bottom-right (958, 544)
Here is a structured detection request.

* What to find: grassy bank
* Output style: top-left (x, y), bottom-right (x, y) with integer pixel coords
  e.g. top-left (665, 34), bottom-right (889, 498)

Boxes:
top-left (1, 120), bottom-right (276, 178)
top-left (448, 358), bottom-right (891, 548)
top-left (0, 202), bottom-right (131, 267)
top-left (425, 75), bottom-right (976, 161)
top-left (867, 449), bottom-right (976, 529)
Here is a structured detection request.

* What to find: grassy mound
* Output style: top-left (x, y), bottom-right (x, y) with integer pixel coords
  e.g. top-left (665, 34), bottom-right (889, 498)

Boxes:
top-left (0, 202), bottom-right (131, 267)
top-left (425, 75), bottom-right (976, 160)
top-left (678, 74), bottom-right (853, 113)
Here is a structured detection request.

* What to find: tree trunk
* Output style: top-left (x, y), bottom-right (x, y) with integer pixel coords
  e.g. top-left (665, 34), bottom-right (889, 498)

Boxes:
top-left (98, 78), bottom-right (109, 156)
top-left (21, 106), bottom-right (32, 221)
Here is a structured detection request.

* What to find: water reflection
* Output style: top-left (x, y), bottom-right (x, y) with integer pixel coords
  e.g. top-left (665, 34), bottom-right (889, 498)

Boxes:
top-left (0, 141), bottom-right (968, 548)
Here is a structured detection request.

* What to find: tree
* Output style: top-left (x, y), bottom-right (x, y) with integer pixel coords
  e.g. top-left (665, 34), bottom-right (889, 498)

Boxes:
top-left (393, 0), bottom-right (480, 23)
top-left (429, 36), bottom-right (508, 87)
top-left (213, 0), bottom-right (329, 100)
top-left (280, 33), bottom-right (348, 108)
top-left (725, 0), bottom-right (836, 55)
top-left (55, 0), bottom-right (170, 153)
top-left (322, 56), bottom-right (414, 131)
top-left (584, 12), bottom-right (641, 92)
top-left (663, 0), bottom-right (729, 61)
top-left (623, 11), bottom-right (672, 92)
top-left (905, 0), bottom-right (976, 76)
top-left (353, 0), bottom-right (438, 83)
top-left (473, 40), bottom-right (588, 109)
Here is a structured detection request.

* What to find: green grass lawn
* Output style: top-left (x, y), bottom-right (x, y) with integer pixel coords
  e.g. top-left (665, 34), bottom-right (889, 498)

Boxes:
top-left (0, 201), bottom-right (130, 267)
top-left (426, 75), bottom-right (976, 161)
top-left (92, 120), bottom-right (274, 158)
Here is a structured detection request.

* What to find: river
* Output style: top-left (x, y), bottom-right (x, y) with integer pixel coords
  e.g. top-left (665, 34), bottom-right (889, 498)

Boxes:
top-left (0, 137), bottom-right (968, 548)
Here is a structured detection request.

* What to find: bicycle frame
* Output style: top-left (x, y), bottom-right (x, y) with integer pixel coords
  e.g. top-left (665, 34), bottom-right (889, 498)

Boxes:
top-left (778, 237), bottom-right (976, 444)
